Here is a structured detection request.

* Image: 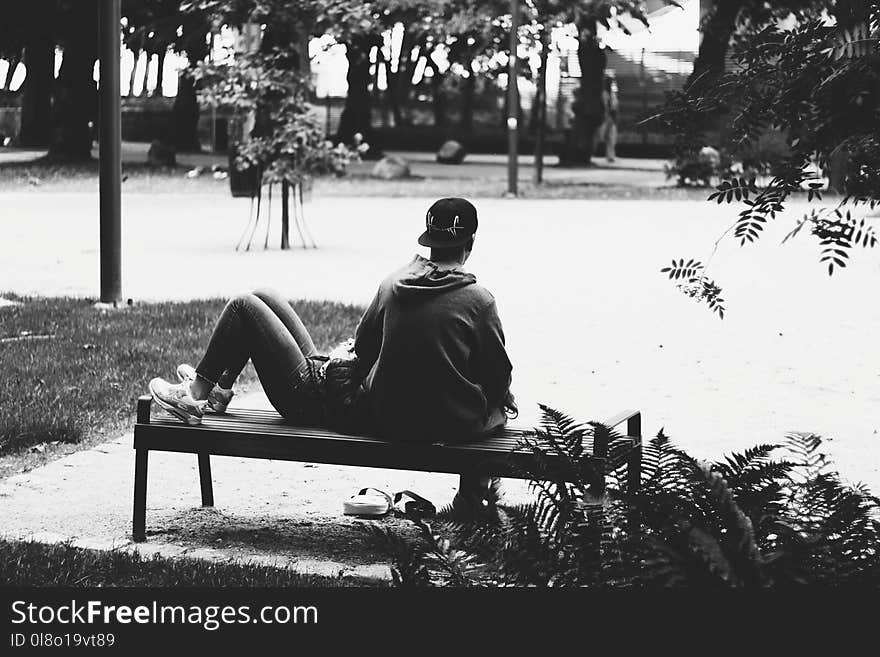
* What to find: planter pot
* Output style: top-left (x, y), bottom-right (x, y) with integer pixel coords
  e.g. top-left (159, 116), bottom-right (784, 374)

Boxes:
top-left (227, 142), bottom-right (261, 198)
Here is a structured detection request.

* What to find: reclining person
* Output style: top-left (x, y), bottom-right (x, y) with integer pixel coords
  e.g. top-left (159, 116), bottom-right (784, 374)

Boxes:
top-left (148, 197), bottom-right (515, 511)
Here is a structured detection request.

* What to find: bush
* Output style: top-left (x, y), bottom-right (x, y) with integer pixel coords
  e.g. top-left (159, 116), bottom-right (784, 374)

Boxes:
top-left (371, 406), bottom-right (880, 587)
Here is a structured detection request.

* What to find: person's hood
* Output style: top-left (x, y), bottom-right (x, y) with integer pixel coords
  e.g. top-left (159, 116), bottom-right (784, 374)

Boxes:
top-left (391, 255), bottom-right (476, 301)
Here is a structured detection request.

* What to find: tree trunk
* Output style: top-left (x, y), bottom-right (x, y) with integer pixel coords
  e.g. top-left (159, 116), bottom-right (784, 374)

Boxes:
top-left (461, 62), bottom-right (475, 133)
top-left (152, 50), bottom-right (166, 97)
top-left (336, 36), bottom-right (376, 153)
top-left (2, 51), bottom-right (21, 90)
top-left (169, 54), bottom-right (202, 152)
top-left (428, 59), bottom-right (447, 129)
top-left (688, 0), bottom-right (742, 91)
top-left (569, 22), bottom-right (606, 166)
top-left (18, 29), bottom-right (53, 148)
top-left (533, 29), bottom-right (549, 183)
top-left (49, 38), bottom-right (97, 161)
top-left (139, 54), bottom-right (151, 97)
top-left (387, 31), bottom-right (414, 127)
top-left (500, 76), bottom-right (523, 131)
top-left (128, 48), bottom-right (141, 95)
top-left (373, 48), bottom-right (387, 126)
top-left (281, 180), bottom-right (290, 250)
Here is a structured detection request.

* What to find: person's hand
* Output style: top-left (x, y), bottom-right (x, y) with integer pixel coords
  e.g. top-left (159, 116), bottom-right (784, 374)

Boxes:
top-left (502, 390), bottom-right (518, 419)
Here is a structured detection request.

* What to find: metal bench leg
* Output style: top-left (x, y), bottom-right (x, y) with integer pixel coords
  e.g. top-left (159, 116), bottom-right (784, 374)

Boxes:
top-left (198, 453), bottom-right (214, 507)
top-left (626, 413), bottom-right (642, 493)
top-left (627, 441), bottom-right (642, 492)
top-left (133, 449), bottom-right (148, 542)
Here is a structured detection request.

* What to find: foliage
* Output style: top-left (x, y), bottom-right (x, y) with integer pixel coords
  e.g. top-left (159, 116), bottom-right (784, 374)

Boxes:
top-left (658, 1), bottom-right (880, 315)
top-left (372, 405), bottom-right (880, 587)
top-left (193, 50), bottom-right (365, 183)
top-left (659, 258), bottom-right (725, 318)
top-left (666, 146), bottom-right (742, 187)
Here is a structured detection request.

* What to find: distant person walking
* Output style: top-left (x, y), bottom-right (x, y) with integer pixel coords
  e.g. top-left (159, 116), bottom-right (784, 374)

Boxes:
top-left (596, 74), bottom-right (619, 162)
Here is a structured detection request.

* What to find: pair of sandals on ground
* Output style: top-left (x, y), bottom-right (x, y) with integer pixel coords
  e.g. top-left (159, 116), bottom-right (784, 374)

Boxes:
top-left (344, 488), bottom-right (436, 518)
top-left (344, 485), bottom-right (498, 520)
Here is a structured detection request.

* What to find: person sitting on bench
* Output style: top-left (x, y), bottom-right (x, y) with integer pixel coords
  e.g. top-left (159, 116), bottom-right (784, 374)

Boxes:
top-left (148, 197), bottom-right (515, 511)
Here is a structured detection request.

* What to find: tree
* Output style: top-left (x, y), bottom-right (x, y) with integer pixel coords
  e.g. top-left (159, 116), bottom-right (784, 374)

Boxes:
top-left (0, 0), bottom-right (97, 156)
top-left (523, 1), bottom-right (679, 166)
top-left (11, 2), bottom-right (55, 148)
top-left (195, 0), bottom-right (375, 147)
top-left (125, 1), bottom-right (213, 152)
top-left (659, 0), bottom-right (880, 317)
top-left (49, 1), bottom-right (99, 161)
top-left (194, 46), bottom-right (363, 248)
top-left (440, 0), bottom-right (509, 133)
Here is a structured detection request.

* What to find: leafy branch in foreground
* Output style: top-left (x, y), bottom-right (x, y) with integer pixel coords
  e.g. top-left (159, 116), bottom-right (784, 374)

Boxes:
top-left (371, 406), bottom-right (880, 587)
top-left (657, 1), bottom-right (880, 315)
top-left (660, 259), bottom-right (725, 319)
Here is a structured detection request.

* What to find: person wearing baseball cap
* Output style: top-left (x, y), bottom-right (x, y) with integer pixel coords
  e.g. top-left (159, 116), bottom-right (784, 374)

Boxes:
top-left (145, 196), bottom-right (513, 516)
top-left (354, 197), bottom-right (515, 514)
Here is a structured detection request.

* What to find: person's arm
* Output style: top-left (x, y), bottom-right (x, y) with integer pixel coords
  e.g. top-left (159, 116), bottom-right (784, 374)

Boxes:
top-left (353, 284), bottom-right (385, 373)
top-left (476, 297), bottom-right (513, 410)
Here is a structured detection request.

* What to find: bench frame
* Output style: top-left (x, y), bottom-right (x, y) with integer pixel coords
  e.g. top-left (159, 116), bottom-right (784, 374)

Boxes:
top-left (132, 395), bottom-right (642, 542)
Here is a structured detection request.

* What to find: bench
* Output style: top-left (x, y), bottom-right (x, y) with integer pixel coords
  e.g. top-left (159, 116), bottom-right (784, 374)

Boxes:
top-left (132, 395), bottom-right (643, 542)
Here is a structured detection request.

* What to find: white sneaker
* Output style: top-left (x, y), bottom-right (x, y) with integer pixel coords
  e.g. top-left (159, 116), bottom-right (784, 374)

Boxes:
top-left (149, 377), bottom-right (205, 426)
top-left (176, 364), bottom-right (234, 414)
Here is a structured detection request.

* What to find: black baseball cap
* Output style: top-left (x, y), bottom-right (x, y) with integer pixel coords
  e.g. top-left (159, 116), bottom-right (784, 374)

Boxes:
top-left (417, 197), bottom-right (478, 248)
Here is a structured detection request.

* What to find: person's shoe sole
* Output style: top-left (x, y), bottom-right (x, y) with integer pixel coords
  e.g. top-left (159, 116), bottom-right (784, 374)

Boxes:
top-left (149, 380), bottom-right (202, 426)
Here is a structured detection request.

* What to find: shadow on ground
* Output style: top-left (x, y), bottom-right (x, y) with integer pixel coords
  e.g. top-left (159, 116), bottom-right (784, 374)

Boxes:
top-left (149, 506), bottom-right (421, 567)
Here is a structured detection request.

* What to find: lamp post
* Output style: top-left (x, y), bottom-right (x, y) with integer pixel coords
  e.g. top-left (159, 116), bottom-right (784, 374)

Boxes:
top-left (99, 0), bottom-right (122, 304)
top-left (506, 0), bottom-right (519, 197)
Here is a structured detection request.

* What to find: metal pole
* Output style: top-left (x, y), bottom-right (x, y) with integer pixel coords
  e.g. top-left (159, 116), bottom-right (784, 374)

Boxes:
top-left (533, 26), bottom-right (549, 185)
top-left (506, 0), bottom-right (519, 196)
top-left (99, 0), bottom-right (122, 304)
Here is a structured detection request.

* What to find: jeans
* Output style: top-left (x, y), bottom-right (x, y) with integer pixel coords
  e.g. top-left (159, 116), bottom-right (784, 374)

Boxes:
top-left (195, 289), bottom-right (325, 423)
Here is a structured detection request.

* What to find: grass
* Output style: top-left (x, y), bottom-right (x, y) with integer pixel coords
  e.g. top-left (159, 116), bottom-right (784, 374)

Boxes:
top-left (0, 295), bottom-right (364, 473)
top-left (0, 539), bottom-right (381, 587)
top-left (312, 174), bottom-right (715, 200)
top-left (0, 155), bottom-right (715, 199)
top-left (0, 156), bottom-right (839, 201)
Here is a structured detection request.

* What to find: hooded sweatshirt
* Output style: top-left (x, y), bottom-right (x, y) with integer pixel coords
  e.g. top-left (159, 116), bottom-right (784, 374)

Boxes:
top-left (354, 255), bottom-right (513, 443)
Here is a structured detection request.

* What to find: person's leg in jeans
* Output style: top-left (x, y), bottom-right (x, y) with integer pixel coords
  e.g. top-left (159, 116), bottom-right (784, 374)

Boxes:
top-left (151, 292), bottom-right (320, 424)
top-left (192, 293), bottom-right (319, 420)
top-left (251, 288), bottom-right (318, 359)
top-left (453, 473), bottom-right (498, 520)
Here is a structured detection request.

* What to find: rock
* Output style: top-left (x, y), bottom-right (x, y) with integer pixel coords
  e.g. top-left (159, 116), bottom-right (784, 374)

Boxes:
top-left (147, 140), bottom-right (176, 167)
top-left (436, 140), bottom-right (466, 164)
top-left (371, 155), bottom-right (410, 180)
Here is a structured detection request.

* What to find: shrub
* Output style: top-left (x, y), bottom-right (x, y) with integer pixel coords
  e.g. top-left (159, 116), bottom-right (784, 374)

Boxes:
top-left (371, 406), bottom-right (880, 587)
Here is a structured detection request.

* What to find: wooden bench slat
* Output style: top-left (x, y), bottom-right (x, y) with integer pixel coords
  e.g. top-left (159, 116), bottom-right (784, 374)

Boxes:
top-left (145, 408), bottom-right (636, 464)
